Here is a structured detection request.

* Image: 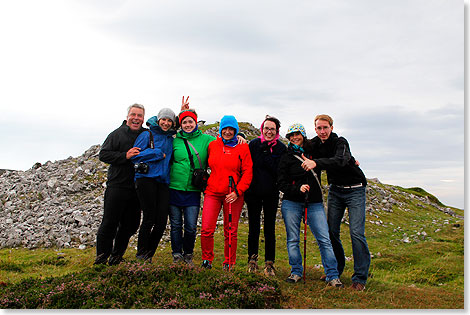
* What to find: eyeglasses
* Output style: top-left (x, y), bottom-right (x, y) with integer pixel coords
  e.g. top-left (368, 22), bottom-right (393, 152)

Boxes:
top-left (315, 126), bottom-right (330, 131)
top-left (263, 127), bottom-right (276, 132)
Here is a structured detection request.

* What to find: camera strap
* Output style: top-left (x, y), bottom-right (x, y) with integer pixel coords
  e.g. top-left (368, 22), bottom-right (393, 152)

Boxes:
top-left (186, 140), bottom-right (203, 169)
top-left (183, 139), bottom-right (196, 170)
top-left (148, 130), bottom-right (154, 149)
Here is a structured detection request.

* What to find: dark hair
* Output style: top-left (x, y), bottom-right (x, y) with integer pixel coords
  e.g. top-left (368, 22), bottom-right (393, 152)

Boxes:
top-left (264, 115), bottom-right (281, 131)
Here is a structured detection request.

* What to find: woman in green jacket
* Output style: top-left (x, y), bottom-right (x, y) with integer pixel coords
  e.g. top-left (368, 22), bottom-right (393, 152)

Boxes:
top-left (169, 108), bottom-right (215, 266)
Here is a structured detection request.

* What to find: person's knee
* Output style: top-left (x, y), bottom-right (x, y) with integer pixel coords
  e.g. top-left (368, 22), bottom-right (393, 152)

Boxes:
top-left (201, 228), bottom-right (214, 238)
top-left (184, 223), bottom-right (197, 235)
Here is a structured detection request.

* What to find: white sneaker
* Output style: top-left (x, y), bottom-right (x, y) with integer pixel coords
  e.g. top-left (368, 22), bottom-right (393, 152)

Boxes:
top-left (327, 278), bottom-right (344, 288)
top-left (286, 273), bottom-right (302, 283)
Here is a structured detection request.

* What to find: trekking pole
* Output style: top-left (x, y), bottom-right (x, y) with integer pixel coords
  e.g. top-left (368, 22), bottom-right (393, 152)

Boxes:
top-left (228, 176), bottom-right (234, 271)
top-left (303, 190), bottom-right (309, 283)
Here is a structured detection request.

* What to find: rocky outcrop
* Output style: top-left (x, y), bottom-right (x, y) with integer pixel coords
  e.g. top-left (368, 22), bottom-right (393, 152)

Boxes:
top-left (0, 145), bottom-right (107, 249)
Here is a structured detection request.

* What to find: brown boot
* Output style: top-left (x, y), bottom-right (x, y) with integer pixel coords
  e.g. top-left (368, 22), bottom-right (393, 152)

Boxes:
top-left (247, 254), bottom-right (259, 273)
top-left (263, 260), bottom-right (276, 276)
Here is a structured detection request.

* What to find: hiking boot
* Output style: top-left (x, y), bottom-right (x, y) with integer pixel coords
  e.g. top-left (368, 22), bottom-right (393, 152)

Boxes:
top-left (172, 253), bottom-right (184, 264)
top-left (319, 275), bottom-right (327, 281)
top-left (327, 278), bottom-right (344, 288)
top-left (108, 255), bottom-right (124, 266)
top-left (247, 254), bottom-right (258, 273)
top-left (93, 253), bottom-right (108, 265)
top-left (183, 253), bottom-right (194, 267)
top-left (263, 261), bottom-right (276, 277)
top-left (285, 273), bottom-right (302, 283)
top-left (350, 282), bottom-right (366, 291)
top-left (201, 260), bottom-right (212, 269)
top-left (223, 263), bottom-right (231, 271)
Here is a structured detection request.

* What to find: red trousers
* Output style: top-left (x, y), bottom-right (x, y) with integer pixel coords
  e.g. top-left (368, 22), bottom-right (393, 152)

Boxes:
top-left (200, 193), bottom-right (244, 265)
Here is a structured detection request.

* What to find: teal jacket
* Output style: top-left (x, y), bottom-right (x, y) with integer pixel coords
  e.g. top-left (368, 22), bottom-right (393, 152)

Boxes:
top-left (169, 130), bottom-right (216, 191)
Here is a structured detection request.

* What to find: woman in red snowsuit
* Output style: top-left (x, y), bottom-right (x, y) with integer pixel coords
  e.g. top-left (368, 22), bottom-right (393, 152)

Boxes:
top-left (200, 115), bottom-right (253, 269)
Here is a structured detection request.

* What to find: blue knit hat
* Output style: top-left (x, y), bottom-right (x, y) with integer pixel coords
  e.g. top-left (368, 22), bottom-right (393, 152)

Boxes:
top-left (219, 115), bottom-right (239, 138)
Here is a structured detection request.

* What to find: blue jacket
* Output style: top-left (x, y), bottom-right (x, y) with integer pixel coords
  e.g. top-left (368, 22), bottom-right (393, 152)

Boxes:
top-left (131, 124), bottom-right (175, 184)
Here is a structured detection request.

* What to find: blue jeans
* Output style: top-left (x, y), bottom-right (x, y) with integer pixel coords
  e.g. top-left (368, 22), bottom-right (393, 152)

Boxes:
top-left (169, 205), bottom-right (200, 255)
top-left (327, 185), bottom-right (370, 284)
top-left (281, 200), bottom-right (339, 281)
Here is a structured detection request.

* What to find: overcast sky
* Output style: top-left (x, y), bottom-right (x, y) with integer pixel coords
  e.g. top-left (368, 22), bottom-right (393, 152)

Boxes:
top-left (0, 0), bottom-right (464, 208)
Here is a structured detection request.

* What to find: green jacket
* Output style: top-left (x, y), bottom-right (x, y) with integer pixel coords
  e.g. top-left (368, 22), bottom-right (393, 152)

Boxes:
top-left (169, 130), bottom-right (216, 191)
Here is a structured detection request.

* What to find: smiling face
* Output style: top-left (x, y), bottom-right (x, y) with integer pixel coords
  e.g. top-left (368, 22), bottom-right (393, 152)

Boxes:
top-left (288, 132), bottom-right (304, 147)
top-left (221, 127), bottom-right (236, 141)
top-left (159, 118), bottom-right (173, 131)
top-left (126, 107), bottom-right (144, 131)
top-left (262, 120), bottom-right (277, 141)
top-left (315, 119), bottom-right (333, 143)
top-left (181, 116), bottom-right (197, 133)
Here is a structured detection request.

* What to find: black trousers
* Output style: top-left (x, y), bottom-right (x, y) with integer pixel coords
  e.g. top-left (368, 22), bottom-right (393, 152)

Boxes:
top-left (96, 187), bottom-right (141, 259)
top-left (245, 192), bottom-right (279, 262)
top-left (135, 177), bottom-right (170, 260)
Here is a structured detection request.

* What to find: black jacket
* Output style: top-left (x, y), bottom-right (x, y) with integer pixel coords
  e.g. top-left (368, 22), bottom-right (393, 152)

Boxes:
top-left (99, 121), bottom-right (145, 189)
top-left (308, 133), bottom-right (367, 187)
top-left (246, 138), bottom-right (287, 196)
top-left (277, 147), bottom-right (323, 203)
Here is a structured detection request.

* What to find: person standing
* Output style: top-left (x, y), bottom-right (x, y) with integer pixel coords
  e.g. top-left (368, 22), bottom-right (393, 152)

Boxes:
top-left (244, 115), bottom-right (286, 276)
top-left (278, 123), bottom-right (343, 287)
top-left (94, 104), bottom-right (145, 265)
top-left (169, 108), bottom-right (215, 266)
top-left (200, 115), bottom-right (253, 270)
top-left (302, 114), bottom-right (370, 291)
top-left (131, 108), bottom-right (177, 262)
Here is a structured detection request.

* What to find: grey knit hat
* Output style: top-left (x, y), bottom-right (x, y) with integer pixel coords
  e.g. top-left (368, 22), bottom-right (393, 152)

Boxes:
top-left (157, 108), bottom-right (176, 125)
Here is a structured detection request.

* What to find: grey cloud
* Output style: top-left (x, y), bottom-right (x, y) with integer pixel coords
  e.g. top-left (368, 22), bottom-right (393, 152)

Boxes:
top-left (95, 2), bottom-right (278, 53)
top-left (334, 105), bottom-right (463, 175)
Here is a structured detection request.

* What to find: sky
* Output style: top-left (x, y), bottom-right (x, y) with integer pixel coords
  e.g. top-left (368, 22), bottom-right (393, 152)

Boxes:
top-left (0, 0), bottom-right (464, 209)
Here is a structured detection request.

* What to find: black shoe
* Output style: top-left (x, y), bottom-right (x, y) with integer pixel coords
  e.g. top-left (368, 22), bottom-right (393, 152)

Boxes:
top-left (93, 253), bottom-right (108, 265)
top-left (183, 253), bottom-right (194, 267)
top-left (136, 250), bottom-right (153, 263)
top-left (172, 253), bottom-right (184, 264)
top-left (223, 263), bottom-right (231, 271)
top-left (108, 255), bottom-right (124, 266)
top-left (201, 260), bottom-right (212, 269)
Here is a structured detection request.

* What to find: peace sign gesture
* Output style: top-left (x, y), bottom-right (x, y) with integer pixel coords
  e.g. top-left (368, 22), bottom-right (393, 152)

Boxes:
top-left (181, 96), bottom-right (190, 111)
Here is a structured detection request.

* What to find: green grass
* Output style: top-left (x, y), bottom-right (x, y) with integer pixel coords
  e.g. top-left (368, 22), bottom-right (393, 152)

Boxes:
top-left (0, 181), bottom-right (464, 308)
top-left (0, 212), bottom-right (463, 309)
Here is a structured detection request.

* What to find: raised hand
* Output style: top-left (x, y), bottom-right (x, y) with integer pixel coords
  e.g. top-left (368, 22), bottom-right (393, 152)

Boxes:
top-left (181, 96), bottom-right (190, 111)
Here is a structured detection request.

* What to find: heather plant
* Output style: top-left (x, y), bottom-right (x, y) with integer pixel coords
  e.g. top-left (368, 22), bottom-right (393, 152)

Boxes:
top-left (0, 262), bottom-right (283, 309)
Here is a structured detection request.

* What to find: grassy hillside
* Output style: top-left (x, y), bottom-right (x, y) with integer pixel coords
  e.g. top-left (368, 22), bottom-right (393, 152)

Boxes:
top-left (0, 184), bottom-right (463, 308)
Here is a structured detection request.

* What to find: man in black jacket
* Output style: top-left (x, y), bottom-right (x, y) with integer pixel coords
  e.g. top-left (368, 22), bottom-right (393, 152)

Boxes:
top-left (301, 114), bottom-right (370, 291)
top-left (94, 104), bottom-right (146, 265)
